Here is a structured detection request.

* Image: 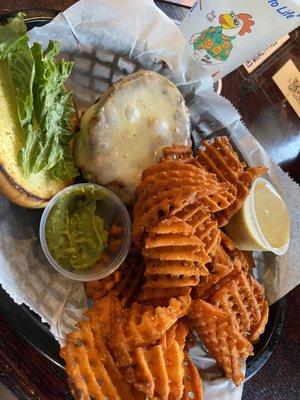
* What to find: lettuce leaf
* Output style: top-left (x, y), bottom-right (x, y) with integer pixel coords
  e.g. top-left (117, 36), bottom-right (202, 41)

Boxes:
top-left (0, 13), bottom-right (34, 126)
top-left (0, 13), bottom-right (78, 182)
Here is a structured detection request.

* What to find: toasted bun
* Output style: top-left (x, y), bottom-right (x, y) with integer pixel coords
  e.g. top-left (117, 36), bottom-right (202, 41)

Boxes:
top-left (0, 60), bottom-right (78, 208)
top-left (75, 70), bottom-right (191, 204)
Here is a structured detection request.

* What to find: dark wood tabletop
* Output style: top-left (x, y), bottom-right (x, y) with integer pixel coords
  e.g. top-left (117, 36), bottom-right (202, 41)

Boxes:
top-left (0, 1), bottom-right (299, 400)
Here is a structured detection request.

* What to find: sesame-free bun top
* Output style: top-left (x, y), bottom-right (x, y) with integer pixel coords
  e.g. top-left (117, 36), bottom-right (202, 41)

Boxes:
top-left (0, 61), bottom-right (78, 208)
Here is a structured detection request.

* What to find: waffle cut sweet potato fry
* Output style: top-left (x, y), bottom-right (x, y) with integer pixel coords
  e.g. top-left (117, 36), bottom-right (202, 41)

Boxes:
top-left (188, 233), bottom-right (268, 385)
top-left (61, 294), bottom-right (192, 400)
top-left (208, 271), bottom-right (269, 343)
top-left (143, 217), bottom-right (211, 285)
top-left (85, 246), bottom-right (145, 306)
top-left (139, 209), bottom-right (220, 306)
top-left (197, 136), bottom-right (267, 226)
top-left (188, 299), bottom-right (253, 386)
top-left (133, 145), bottom-right (236, 246)
top-left (62, 137), bottom-right (270, 399)
top-left (193, 231), bottom-right (253, 300)
top-left (175, 204), bottom-right (221, 256)
top-left (60, 294), bottom-right (144, 400)
top-left (164, 321), bottom-right (189, 400)
top-left (85, 272), bottom-right (122, 303)
top-left (109, 295), bottom-right (191, 367)
top-left (138, 287), bottom-right (192, 307)
top-left (124, 320), bottom-right (190, 400)
top-left (182, 353), bottom-right (203, 400)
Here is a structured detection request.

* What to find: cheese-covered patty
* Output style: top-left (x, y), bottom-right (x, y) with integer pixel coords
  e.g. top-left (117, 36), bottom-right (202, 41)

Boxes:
top-left (75, 70), bottom-right (191, 204)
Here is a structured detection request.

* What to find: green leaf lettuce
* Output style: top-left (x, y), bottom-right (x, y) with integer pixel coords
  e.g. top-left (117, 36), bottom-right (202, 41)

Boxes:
top-left (0, 13), bottom-right (78, 181)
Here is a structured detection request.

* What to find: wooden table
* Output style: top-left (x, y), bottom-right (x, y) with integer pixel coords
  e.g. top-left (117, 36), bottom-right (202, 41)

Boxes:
top-left (1, 1), bottom-right (299, 399)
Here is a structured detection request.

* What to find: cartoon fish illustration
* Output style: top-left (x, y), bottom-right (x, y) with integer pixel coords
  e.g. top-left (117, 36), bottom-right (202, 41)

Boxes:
top-left (190, 11), bottom-right (255, 65)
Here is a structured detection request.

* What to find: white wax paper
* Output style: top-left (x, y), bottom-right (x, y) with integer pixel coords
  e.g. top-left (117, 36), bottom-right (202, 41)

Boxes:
top-left (0, 1), bottom-right (299, 399)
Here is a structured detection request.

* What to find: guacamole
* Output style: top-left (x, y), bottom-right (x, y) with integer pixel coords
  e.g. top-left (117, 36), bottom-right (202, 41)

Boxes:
top-left (45, 185), bottom-right (108, 270)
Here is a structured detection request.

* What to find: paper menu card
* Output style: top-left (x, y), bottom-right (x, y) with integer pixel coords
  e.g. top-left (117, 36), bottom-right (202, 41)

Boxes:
top-left (179, 0), bottom-right (299, 81)
top-left (244, 34), bottom-right (290, 73)
top-left (273, 59), bottom-right (300, 117)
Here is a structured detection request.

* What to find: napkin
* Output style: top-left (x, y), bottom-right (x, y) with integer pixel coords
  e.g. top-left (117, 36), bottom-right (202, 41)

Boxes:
top-left (0, 1), bottom-right (299, 399)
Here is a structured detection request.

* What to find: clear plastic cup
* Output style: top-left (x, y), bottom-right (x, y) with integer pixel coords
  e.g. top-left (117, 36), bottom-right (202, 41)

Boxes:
top-left (39, 183), bottom-right (131, 281)
top-left (225, 177), bottom-right (290, 255)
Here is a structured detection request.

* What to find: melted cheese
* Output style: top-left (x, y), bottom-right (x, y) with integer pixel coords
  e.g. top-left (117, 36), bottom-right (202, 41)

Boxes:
top-left (75, 71), bottom-right (191, 203)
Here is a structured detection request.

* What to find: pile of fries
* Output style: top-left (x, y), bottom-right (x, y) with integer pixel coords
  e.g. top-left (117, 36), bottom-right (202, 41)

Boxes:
top-left (61, 136), bottom-right (269, 399)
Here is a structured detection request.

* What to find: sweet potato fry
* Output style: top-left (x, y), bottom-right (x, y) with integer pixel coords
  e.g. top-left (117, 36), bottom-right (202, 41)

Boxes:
top-left (182, 353), bottom-right (203, 400)
top-left (197, 136), bottom-right (267, 226)
top-left (188, 299), bottom-right (253, 386)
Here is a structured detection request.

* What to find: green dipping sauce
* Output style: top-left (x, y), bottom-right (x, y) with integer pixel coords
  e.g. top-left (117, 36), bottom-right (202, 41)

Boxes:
top-left (45, 185), bottom-right (108, 270)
